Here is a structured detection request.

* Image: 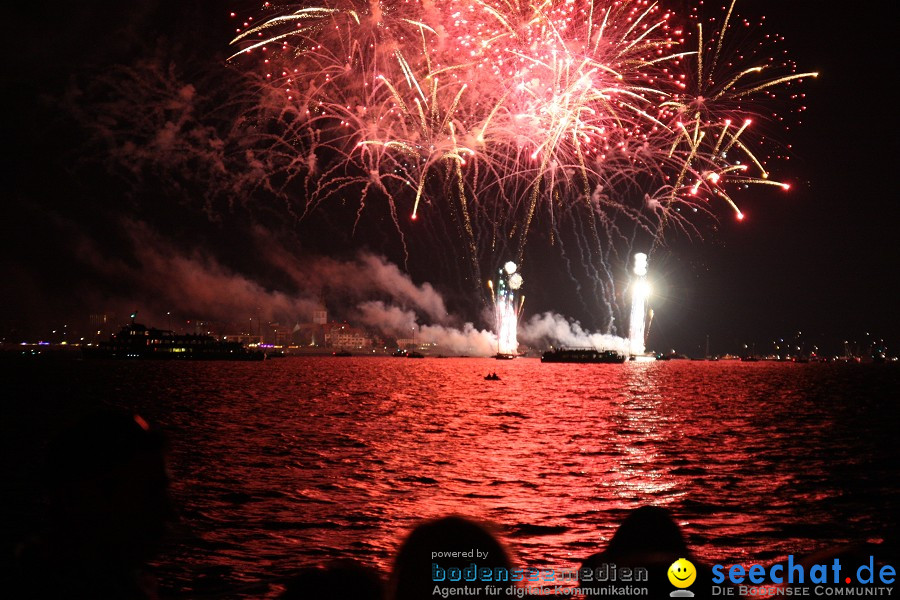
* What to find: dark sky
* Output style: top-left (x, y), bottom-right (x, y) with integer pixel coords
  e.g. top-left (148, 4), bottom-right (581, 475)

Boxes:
top-left (678, 1), bottom-right (900, 355)
top-left (2, 1), bottom-right (897, 355)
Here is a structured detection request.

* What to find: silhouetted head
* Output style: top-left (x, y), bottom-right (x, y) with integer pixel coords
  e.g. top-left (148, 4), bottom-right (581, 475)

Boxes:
top-left (46, 409), bottom-right (172, 565)
top-left (390, 516), bottom-right (514, 600)
top-left (280, 560), bottom-right (384, 599)
top-left (581, 506), bottom-right (715, 598)
top-left (604, 505), bottom-right (687, 562)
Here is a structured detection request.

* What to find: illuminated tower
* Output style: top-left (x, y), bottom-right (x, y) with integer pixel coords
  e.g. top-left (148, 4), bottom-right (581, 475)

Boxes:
top-left (489, 262), bottom-right (524, 356)
top-left (629, 253), bottom-right (650, 356)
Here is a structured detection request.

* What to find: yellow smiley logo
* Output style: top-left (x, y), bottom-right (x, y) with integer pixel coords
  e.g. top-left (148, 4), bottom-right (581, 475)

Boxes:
top-left (668, 558), bottom-right (697, 588)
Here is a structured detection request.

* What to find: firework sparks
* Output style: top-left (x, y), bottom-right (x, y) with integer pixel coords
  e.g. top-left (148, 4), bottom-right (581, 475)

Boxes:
top-left (231, 0), bottom-right (811, 229)
top-left (229, 0), bottom-right (814, 332)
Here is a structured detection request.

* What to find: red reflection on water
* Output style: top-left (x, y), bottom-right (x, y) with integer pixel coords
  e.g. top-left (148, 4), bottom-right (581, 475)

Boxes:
top-left (14, 357), bottom-right (891, 596)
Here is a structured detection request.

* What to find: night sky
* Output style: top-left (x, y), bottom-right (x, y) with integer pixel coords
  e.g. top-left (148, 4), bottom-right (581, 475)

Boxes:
top-left (2, 1), bottom-right (898, 356)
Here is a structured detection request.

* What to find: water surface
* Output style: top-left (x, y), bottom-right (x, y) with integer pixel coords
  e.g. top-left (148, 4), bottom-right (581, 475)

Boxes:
top-left (3, 357), bottom-right (897, 596)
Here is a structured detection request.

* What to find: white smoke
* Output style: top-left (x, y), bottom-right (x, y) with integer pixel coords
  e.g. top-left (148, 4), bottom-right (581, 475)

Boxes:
top-left (72, 220), bottom-right (632, 356)
top-left (519, 312), bottom-right (630, 354)
top-left (256, 232), bottom-right (449, 323)
top-left (356, 301), bottom-right (416, 333)
top-left (356, 301), bottom-right (496, 356)
top-left (356, 304), bottom-right (631, 357)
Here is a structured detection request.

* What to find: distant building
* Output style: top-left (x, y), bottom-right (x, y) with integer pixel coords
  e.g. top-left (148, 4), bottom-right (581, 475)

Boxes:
top-left (273, 326), bottom-right (300, 346)
top-left (324, 323), bottom-right (372, 349)
top-left (186, 320), bottom-right (214, 336)
top-left (396, 337), bottom-right (418, 349)
top-left (223, 334), bottom-right (263, 346)
top-left (396, 337), bottom-right (437, 352)
top-left (286, 301), bottom-right (331, 346)
top-left (312, 301), bottom-right (328, 325)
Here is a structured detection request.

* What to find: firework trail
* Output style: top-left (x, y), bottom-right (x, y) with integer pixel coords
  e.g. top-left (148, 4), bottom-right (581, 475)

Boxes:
top-left (229, 0), bottom-right (815, 339)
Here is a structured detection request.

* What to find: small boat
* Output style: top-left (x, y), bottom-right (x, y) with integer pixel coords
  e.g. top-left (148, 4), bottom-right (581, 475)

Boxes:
top-left (541, 348), bottom-right (625, 363)
top-left (332, 350), bottom-right (352, 357)
top-left (494, 353), bottom-right (516, 360)
top-left (484, 373), bottom-right (501, 381)
top-left (391, 349), bottom-right (408, 357)
top-left (406, 351), bottom-right (425, 358)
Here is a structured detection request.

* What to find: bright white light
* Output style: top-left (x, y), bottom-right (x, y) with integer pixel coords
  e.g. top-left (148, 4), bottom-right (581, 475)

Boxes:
top-left (633, 252), bottom-right (648, 276)
top-left (494, 262), bottom-right (521, 355)
top-left (633, 279), bottom-right (651, 297)
top-left (496, 294), bottom-right (518, 355)
top-left (629, 252), bottom-right (650, 355)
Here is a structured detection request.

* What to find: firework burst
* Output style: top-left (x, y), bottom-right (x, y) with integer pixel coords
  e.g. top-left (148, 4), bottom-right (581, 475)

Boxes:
top-left (229, 0), bottom-right (814, 334)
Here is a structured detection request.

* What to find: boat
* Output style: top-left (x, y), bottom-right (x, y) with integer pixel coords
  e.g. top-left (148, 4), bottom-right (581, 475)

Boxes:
top-left (332, 350), bottom-right (352, 357)
top-left (540, 348), bottom-right (626, 363)
top-left (406, 351), bottom-right (425, 358)
top-left (484, 373), bottom-right (501, 381)
top-left (83, 322), bottom-right (265, 361)
top-left (655, 351), bottom-right (688, 361)
top-left (391, 349), bottom-right (408, 357)
top-left (494, 353), bottom-right (516, 360)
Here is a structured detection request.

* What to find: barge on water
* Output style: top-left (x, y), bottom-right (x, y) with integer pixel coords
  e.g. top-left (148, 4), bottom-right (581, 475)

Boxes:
top-left (540, 348), bottom-right (626, 363)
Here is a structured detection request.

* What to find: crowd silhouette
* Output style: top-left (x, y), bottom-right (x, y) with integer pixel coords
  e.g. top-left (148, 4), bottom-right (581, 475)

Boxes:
top-left (8, 410), bottom-right (895, 599)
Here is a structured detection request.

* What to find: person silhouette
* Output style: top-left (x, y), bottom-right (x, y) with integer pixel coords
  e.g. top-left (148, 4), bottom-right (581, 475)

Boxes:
top-left (13, 410), bottom-right (174, 599)
top-left (580, 506), bottom-right (716, 599)
top-left (389, 515), bottom-right (514, 600)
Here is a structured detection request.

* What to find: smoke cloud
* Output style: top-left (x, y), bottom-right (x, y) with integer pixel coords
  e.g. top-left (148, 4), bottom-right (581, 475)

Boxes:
top-left (356, 301), bottom-right (496, 355)
top-left (74, 221), bottom-right (320, 326)
top-left (65, 219), bottom-right (450, 330)
top-left (264, 246), bottom-right (448, 323)
top-left (519, 312), bottom-right (630, 354)
top-left (62, 219), bottom-right (628, 355)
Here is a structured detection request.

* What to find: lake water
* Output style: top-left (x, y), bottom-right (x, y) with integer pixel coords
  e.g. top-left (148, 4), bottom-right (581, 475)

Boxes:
top-left (3, 357), bottom-right (898, 597)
